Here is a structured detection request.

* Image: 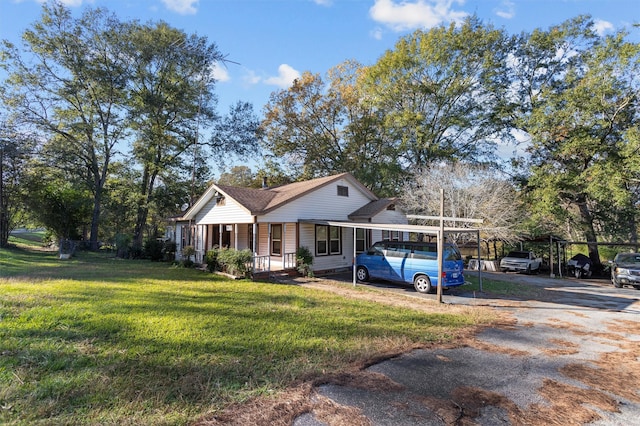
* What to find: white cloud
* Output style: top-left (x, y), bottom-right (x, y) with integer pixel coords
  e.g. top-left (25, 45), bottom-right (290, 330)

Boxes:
top-left (369, 0), bottom-right (468, 32)
top-left (495, 0), bottom-right (514, 19)
top-left (242, 69), bottom-right (262, 87)
top-left (312, 0), bottom-right (333, 5)
top-left (370, 27), bottom-right (384, 40)
top-left (211, 63), bottom-right (230, 83)
top-left (593, 19), bottom-right (614, 36)
top-left (161, 0), bottom-right (198, 15)
top-left (264, 64), bottom-right (301, 89)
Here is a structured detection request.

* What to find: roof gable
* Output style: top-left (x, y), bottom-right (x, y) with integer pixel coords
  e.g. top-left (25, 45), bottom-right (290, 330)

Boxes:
top-left (182, 172), bottom-right (378, 219)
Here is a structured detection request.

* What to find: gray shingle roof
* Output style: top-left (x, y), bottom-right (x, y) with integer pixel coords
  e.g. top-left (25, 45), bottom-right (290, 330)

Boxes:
top-left (348, 198), bottom-right (398, 220)
top-left (217, 172), bottom-right (376, 215)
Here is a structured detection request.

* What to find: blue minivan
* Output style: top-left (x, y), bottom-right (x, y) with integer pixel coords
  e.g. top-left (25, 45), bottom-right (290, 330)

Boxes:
top-left (355, 241), bottom-right (465, 293)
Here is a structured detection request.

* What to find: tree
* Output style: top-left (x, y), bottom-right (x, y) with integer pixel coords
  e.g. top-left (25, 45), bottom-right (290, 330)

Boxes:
top-left (23, 169), bottom-right (93, 242)
top-left (217, 165), bottom-right (255, 187)
top-left (1, 2), bottom-right (130, 250)
top-left (0, 119), bottom-right (35, 247)
top-left (510, 16), bottom-right (640, 265)
top-left (261, 60), bottom-right (402, 195)
top-left (124, 22), bottom-right (221, 245)
top-left (359, 17), bottom-right (509, 172)
top-left (125, 22), bottom-right (261, 245)
top-left (401, 163), bottom-right (523, 256)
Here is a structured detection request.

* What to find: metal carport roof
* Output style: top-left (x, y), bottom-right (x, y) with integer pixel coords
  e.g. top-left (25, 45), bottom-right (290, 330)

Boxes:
top-left (300, 219), bottom-right (483, 302)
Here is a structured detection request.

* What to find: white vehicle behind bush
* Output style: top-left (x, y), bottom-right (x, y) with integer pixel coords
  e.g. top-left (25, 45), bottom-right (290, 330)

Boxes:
top-left (500, 251), bottom-right (542, 274)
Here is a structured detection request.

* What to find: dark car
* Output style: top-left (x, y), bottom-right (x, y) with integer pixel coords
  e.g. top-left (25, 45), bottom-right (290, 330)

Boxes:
top-left (610, 253), bottom-right (640, 289)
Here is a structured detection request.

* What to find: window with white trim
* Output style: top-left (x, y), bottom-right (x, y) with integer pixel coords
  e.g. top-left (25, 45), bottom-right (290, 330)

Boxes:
top-left (356, 228), bottom-right (368, 253)
top-left (271, 224), bottom-right (282, 255)
top-left (316, 225), bottom-right (342, 256)
top-left (382, 230), bottom-right (401, 241)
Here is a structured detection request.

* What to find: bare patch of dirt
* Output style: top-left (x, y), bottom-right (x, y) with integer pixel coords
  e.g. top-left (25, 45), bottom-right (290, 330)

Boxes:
top-left (195, 382), bottom-right (373, 426)
top-left (466, 340), bottom-right (531, 356)
top-left (543, 338), bottom-right (580, 356)
top-left (315, 371), bottom-right (405, 392)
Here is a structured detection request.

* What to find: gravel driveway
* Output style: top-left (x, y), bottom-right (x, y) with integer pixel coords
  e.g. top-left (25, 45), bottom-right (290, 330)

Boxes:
top-left (294, 272), bottom-right (640, 425)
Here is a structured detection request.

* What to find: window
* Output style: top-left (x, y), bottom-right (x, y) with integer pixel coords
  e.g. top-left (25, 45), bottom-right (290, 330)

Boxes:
top-left (382, 230), bottom-right (401, 241)
top-left (337, 185), bottom-right (349, 197)
top-left (316, 225), bottom-right (341, 256)
top-left (356, 228), bottom-right (368, 253)
top-left (271, 224), bottom-right (282, 255)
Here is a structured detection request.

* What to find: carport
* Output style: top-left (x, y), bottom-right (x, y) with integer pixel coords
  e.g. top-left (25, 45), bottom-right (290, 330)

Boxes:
top-left (305, 219), bottom-right (484, 303)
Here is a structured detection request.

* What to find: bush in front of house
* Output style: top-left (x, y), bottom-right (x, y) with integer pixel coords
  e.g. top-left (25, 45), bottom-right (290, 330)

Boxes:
top-left (216, 248), bottom-right (252, 277)
top-left (296, 246), bottom-right (314, 277)
top-left (205, 248), bottom-right (220, 273)
top-left (181, 246), bottom-right (195, 268)
top-left (144, 239), bottom-right (164, 261)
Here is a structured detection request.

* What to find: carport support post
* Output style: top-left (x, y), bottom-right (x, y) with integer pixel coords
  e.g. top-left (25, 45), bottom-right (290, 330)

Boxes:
top-left (437, 189), bottom-right (444, 304)
top-left (477, 230), bottom-right (482, 292)
top-left (353, 227), bottom-right (357, 287)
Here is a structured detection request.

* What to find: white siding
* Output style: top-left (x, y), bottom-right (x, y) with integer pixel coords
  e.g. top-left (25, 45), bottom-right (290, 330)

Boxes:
top-left (196, 197), bottom-right (253, 225)
top-left (372, 209), bottom-right (408, 225)
top-left (300, 223), bottom-right (354, 272)
top-left (260, 178), bottom-right (375, 223)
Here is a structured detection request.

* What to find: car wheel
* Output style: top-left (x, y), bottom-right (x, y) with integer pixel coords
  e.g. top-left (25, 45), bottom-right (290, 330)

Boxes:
top-left (413, 274), bottom-right (433, 294)
top-left (501, 269), bottom-right (507, 273)
top-left (356, 266), bottom-right (369, 282)
top-left (613, 278), bottom-right (623, 288)
top-left (575, 269), bottom-right (582, 279)
top-left (633, 285), bottom-right (640, 290)
top-left (526, 265), bottom-right (531, 275)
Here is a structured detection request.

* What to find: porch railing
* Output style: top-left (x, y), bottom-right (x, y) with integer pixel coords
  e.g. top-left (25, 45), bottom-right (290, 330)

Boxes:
top-left (283, 252), bottom-right (297, 269)
top-left (250, 252), bottom-right (298, 273)
top-left (252, 255), bottom-right (270, 272)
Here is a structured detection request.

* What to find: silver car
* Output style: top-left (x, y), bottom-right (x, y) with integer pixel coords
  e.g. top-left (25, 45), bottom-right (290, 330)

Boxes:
top-left (610, 253), bottom-right (640, 289)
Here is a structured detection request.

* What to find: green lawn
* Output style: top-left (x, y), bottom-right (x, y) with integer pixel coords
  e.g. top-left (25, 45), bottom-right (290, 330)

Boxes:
top-left (0, 242), bottom-right (497, 425)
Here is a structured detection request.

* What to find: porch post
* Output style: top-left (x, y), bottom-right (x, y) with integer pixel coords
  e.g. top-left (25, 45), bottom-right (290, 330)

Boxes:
top-left (267, 224), bottom-right (271, 273)
top-left (282, 223), bottom-right (286, 268)
top-left (252, 223), bottom-right (257, 274)
top-left (234, 224), bottom-right (238, 250)
top-left (218, 224), bottom-right (223, 248)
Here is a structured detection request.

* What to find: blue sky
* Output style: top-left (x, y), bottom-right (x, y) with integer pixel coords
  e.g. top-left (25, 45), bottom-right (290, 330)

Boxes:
top-left (1, 0), bottom-right (638, 116)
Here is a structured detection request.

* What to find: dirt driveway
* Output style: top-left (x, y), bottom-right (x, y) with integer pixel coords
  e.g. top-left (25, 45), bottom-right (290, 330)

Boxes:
top-left (291, 272), bottom-right (640, 425)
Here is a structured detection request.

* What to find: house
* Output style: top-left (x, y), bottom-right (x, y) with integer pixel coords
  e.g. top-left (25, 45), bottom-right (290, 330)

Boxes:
top-left (166, 172), bottom-right (408, 275)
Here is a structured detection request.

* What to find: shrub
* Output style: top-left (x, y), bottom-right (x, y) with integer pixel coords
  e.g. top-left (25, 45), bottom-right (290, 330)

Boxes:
top-left (182, 246), bottom-right (195, 268)
top-left (162, 241), bottom-right (177, 261)
top-left (144, 239), bottom-right (164, 261)
top-left (129, 242), bottom-right (144, 260)
top-left (296, 246), bottom-right (314, 277)
top-left (114, 233), bottom-right (132, 258)
top-left (205, 248), bottom-right (220, 272)
top-left (217, 248), bottom-right (253, 277)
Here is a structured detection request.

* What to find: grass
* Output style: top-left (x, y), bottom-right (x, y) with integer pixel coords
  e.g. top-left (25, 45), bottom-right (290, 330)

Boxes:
top-left (1, 239), bottom-right (499, 425)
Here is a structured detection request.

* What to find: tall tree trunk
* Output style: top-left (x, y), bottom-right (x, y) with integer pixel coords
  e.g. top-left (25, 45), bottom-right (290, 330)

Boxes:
top-left (89, 186), bottom-right (102, 251)
top-left (576, 197), bottom-right (600, 266)
top-left (0, 145), bottom-right (7, 247)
